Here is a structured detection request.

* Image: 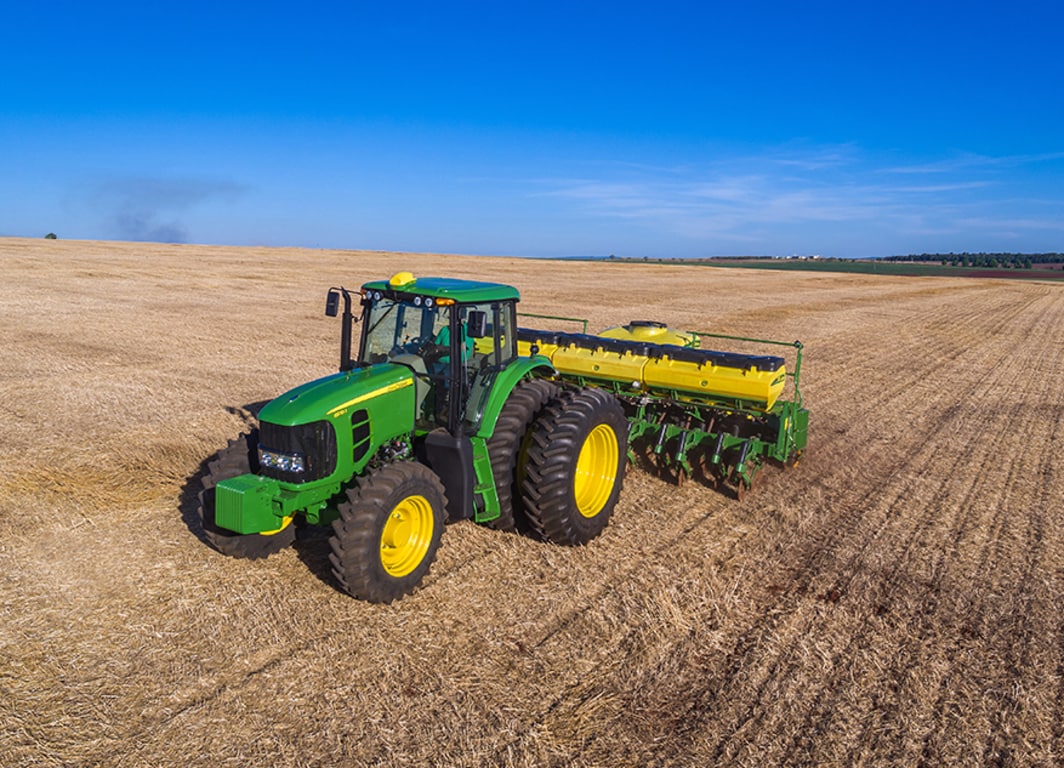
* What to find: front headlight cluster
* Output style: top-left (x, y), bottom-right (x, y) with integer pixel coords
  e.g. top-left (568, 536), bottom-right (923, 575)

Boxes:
top-left (258, 447), bottom-right (307, 474)
top-left (257, 419), bottom-right (337, 483)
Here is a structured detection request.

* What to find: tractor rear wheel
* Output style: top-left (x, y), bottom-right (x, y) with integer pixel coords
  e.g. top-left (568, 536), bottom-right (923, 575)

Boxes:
top-left (196, 430), bottom-right (297, 559)
top-left (521, 387), bottom-right (629, 545)
top-left (484, 378), bottom-right (559, 532)
top-left (329, 461), bottom-right (446, 603)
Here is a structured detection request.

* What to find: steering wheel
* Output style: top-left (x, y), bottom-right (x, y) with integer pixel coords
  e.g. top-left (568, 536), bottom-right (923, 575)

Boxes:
top-left (417, 339), bottom-right (448, 363)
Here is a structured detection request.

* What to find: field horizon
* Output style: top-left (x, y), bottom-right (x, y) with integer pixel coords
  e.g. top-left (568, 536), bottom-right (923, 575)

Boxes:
top-left (2, 236), bottom-right (1062, 766)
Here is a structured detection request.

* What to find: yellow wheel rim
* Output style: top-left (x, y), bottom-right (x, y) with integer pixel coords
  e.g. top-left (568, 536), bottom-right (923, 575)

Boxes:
top-left (380, 494), bottom-right (434, 577)
top-left (574, 423), bottom-right (619, 518)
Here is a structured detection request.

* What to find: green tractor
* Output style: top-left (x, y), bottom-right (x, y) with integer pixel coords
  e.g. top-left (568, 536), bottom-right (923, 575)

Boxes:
top-left (198, 271), bottom-right (809, 602)
top-left (197, 271), bottom-right (628, 602)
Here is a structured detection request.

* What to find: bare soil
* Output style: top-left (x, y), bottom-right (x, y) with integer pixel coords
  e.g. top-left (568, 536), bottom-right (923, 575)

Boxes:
top-left (2, 237), bottom-right (1062, 767)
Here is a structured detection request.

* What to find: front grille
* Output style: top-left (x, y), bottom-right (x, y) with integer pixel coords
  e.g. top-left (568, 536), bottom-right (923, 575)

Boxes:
top-left (258, 420), bottom-right (338, 483)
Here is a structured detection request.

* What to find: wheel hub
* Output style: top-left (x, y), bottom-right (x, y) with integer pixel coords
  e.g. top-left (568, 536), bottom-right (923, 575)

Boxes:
top-left (574, 423), bottom-right (618, 518)
top-left (380, 494), bottom-right (434, 577)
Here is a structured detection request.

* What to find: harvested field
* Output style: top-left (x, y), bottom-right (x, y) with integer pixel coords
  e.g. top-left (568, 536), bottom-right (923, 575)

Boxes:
top-left (2, 237), bottom-right (1062, 767)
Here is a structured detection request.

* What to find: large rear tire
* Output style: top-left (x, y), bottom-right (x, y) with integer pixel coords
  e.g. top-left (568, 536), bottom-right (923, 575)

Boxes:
top-left (196, 430), bottom-right (297, 559)
top-left (484, 378), bottom-right (559, 532)
top-left (521, 387), bottom-right (629, 545)
top-left (329, 462), bottom-right (446, 603)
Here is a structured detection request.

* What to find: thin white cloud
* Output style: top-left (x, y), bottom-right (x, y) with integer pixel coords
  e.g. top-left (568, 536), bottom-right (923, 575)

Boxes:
top-left (884, 150), bottom-right (1064, 174)
top-left (886, 182), bottom-right (992, 193)
top-left (531, 143), bottom-right (1064, 255)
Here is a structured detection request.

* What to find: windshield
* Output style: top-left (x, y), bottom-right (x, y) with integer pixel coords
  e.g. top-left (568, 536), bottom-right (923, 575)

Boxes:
top-left (359, 298), bottom-right (451, 365)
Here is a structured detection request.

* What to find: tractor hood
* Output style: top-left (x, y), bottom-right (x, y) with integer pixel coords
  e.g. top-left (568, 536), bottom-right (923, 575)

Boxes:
top-left (258, 363), bottom-right (416, 428)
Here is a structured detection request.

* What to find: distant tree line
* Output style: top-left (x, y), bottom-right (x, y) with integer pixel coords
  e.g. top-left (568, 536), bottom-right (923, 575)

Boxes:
top-left (886, 252), bottom-right (1063, 269)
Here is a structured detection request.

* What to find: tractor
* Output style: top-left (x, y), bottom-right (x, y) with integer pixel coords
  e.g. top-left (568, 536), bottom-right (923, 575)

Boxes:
top-left (197, 271), bottom-right (807, 602)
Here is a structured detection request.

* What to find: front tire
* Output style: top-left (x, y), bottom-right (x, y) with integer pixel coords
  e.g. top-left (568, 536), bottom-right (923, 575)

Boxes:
top-left (329, 462), bottom-right (446, 603)
top-left (521, 387), bottom-right (629, 545)
top-left (196, 430), bottom-right (297, 559)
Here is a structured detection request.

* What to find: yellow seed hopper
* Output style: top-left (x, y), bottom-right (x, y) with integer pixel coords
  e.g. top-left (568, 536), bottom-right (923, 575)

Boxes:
top-left (517, 321), bottom-right (788, 411)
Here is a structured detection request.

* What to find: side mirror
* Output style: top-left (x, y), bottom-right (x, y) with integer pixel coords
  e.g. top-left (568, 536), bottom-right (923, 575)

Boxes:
top-left (467, 310), bottom-right (488, 338)
top-left (325, 289), bottom-right (340, 317)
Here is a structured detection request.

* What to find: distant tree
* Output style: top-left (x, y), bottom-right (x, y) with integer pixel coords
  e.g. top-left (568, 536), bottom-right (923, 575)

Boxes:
top-left (885, 249), bottom-right (1059, 268)
top-left (44, 232), bottom-right (57, 239)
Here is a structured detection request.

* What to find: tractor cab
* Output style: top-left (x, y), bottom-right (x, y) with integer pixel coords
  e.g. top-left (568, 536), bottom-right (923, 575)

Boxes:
top-left (328, 271), bottom-right (521, 435)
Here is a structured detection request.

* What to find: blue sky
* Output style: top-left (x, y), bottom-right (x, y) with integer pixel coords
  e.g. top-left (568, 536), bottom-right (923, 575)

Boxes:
top-left (2, 1), bottom-right (1062, 258)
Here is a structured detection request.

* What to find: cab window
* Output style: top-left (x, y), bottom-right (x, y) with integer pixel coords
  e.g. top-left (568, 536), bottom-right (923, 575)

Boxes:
top-left (462, 300), bottom-right (517, 430)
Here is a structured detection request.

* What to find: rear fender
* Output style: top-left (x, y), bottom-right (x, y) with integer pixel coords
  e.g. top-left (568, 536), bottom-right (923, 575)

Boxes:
top-left (474, 356), bottom-right (555, 440)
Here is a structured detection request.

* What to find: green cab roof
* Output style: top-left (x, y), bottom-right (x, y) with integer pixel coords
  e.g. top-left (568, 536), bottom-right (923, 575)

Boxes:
top-left (361, 273), bottom-right (520, 303)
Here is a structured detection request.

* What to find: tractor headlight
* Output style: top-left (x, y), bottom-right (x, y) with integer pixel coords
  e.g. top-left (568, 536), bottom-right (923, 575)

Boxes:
top-left (258, 447), bottom-right (307, 474)
top-left (257, 420), bottom-right (336, 483)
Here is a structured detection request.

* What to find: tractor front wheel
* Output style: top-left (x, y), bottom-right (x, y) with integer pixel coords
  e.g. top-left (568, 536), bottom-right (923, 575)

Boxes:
top-left (329, 462), bottom-right (446, 603)
top-left (521, 387), bottom-right (629, 545)
top-left (196, 430), bottom-right (297, 559)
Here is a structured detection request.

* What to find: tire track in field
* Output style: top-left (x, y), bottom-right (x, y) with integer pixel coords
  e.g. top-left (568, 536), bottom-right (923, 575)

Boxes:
top-left (826, 288), bottom-right (1064, 764)
top-left (811, 290), bottom-right (1029, 439)
top-left (812, 283), bottom-right (992, 366)
top-left (641, 288), bottom-right (1048, 765)
top-left (490, 364), bottom-right (963, 761)
top-left (979, 484), bottom-right (1055, 765)
top-left (709, 393), bottom-right (1003, 765)
top-left (465, 428), bottom-right (886, 761)
top-left (916, 447), bottom-right (1055, 764)
top-left (778, 362), bottom-right (1036, 764)
top-left (478, 482), bottom-right (750, 761)
top-left (828, 297), bottom-right (1035, 613)
top-left (1048, 362), bottom-right (1064, 761)
top-left (528, 503), bottom-right (732, 653)
top-left (544, 396), bottom-right (966, 766)
top-left (538, 429), bottom-right (948, 767)
top-left (785, 289), bottom-right (1062, 763)
top-left (489, 487), bottom-right (783, 766)
top-left (913, 293), bottom-right (1064, 765)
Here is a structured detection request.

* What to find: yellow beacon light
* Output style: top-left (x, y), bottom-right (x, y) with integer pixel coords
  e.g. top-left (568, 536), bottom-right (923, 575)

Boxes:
top-left (389, 271), bottom-right (416, 288)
